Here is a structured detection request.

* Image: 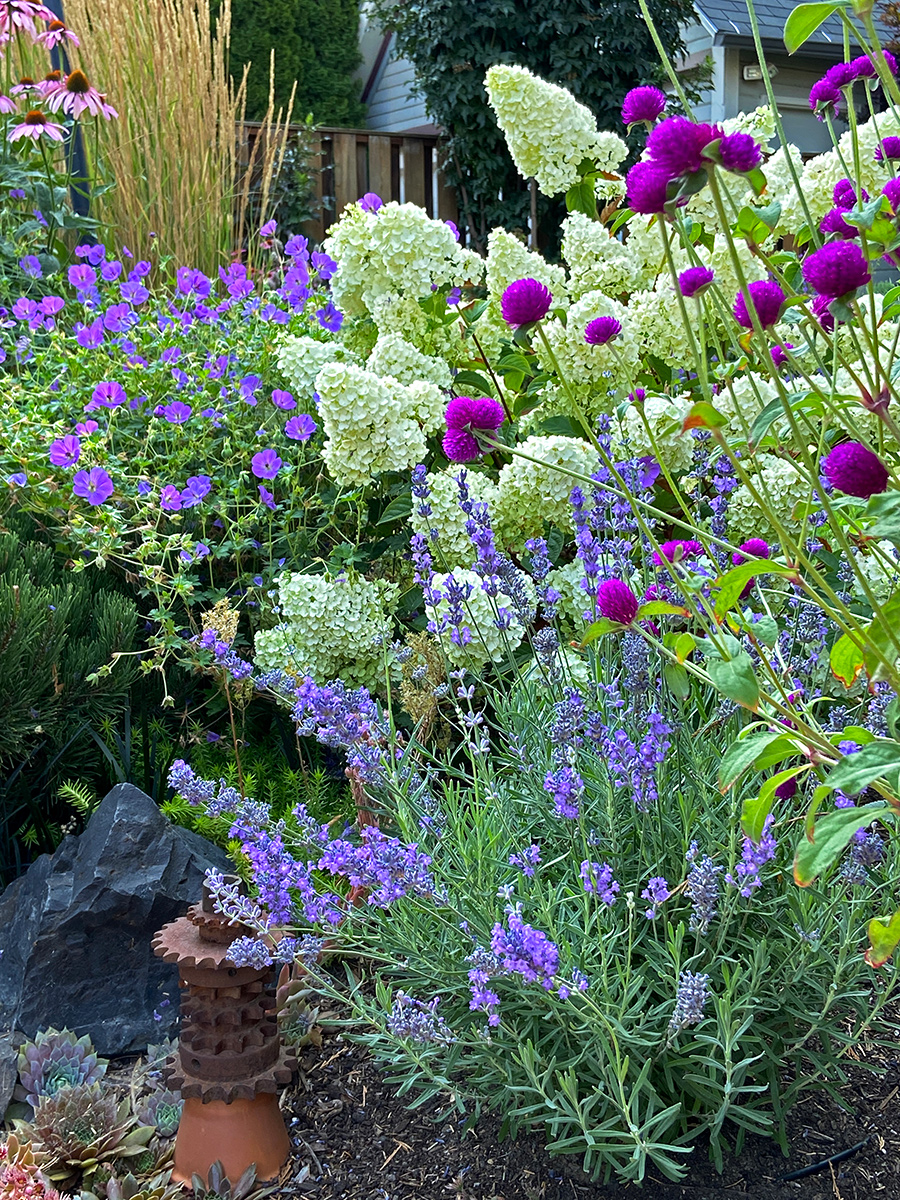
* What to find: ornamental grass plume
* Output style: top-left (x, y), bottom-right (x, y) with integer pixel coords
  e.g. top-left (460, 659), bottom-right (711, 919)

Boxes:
top-left (500, 278), bottom-right (553, 327)
top-left (443, 396), bottom-right (505, 463)
top-left (802, 242), bottom-right (871, 300)
top-left (596, 578), bottom-right (639, 625)
top-left (733, 279), bottom-right (785, 329)
top-left (822, 442), bottom-right (889, 498)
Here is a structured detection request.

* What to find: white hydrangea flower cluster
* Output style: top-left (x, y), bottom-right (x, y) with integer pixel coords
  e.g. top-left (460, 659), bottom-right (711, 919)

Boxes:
top-left (276, 336), bottom-right (358, 398)
top-left (547, 558), bottom-right (593, 627)
top-left (728, 457), bottom-right (813, 543)
top-left (537, 290), bottom-right (638, 416)
top-left (485, 64), bottom-right (627, 197)
top-left (494, 434), bottom-right (599, 547)
top-left (367, 333), bottom-right (452, 389)
top-left (323, 200), bottom-right (483, 317)
top-left (853, 541), bottom-right (900, 605)
top-left (426, 567), bottom-right (530, 669)
top-left (610, 394), bottom-right (694, 472)
top-left (627, 289), bottom-right (696, 368)
top-left (410, 468), bottom-right (501, 569)
top-left (716, 375), bottom-right (780, 430)
top-left (561, 212), bottom-right (642, 300)
top-left (485, 227), bottom-right (568, 304)
top-left (315, 362), bottom-right (440, 485)
top-left (254, 572), bottom-right (399, 688)
top-left (369, 292), bottom-right (468, 366)
top-left (722, 104), bottom-right (776, 146)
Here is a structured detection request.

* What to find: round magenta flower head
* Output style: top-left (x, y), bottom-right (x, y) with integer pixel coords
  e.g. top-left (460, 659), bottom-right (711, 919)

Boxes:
top-left (645, 116), bottom-right (719, 177)
top-left (584, 316), bottom-right (622, 345)
top-left (251, 448), bottom-right (282, 480)
top-left (850, 54), bottom-right (877, 79)
top-left (876, 136), bottom-right (900, 162)
top-left (811, 294), bottom-right (836, 333)
top-left (500, 278), bottom-right (552, 327)
top-left (732, 538), bottom-right (771, 565)
top-left (733, 279), bottom-right (785, 330)
top-left (822, 441), bottom-right (889, 498)
top-left (652, 539), bottom-right (704, 565)
top-left (678, 266), bottom-right (714, 298)
top-left (626, 160), bottom-right (671, 214)
top-left (820, 207), bottom-right (857, 239)
top-left (770, 343), bottom-right (793, 367)
top-left (443, 396), bottom-right (505, 463)
top-left (596, 578), bottom-right (639, 625)
top-left (803, 241), bottom-right (870, 300)
top-left (621, 86), bottom-right (666, 127)
top-left (825, 62), bottom-right (858, 89)
top-left (719, 131), bottom-right (762, 174)
top-left (809, 78), bottom-right (841, 118)
top-left (833, 179), bottom-right (866, 208)
top-left (73, 466), bottom-right (114, 506)
top-left (883, 49), bottom-right (899, 75)
top-left (883, 178), bottom-right (900, 215)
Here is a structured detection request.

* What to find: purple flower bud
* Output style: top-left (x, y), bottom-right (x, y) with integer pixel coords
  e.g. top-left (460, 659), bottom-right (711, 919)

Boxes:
top-left (678, 266), bottom-right (714, 298)
top-left (500, 278), bottom-right (553, 327)
top-left (802, 241), bottom-right (870, 301)
top-left (443, 396), bottom-right (505, 463)
top-left (584, 316), bottom-right (622, 345)
top-left (812, 294), bottom-right (836, 332)
top-left (733, 279), bottom-right (785, 330)
top-left (621, 86), bottom-right (666, 127)
top-left (822, 441), bottom-right (889, 498)
top-left (883, 178), bottom-right (900, 214)
top-left (596, 578), bottom-right (639, 625)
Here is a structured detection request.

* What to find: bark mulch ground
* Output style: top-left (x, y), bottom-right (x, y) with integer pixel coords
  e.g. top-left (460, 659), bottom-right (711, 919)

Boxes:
top-left (272, 1017), bottom-right (900, 1200)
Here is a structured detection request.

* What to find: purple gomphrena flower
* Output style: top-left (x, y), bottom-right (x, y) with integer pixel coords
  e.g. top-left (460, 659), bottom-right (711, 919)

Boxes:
top-left (812, 294), bottom-right (836, 333)
top-left (770, 343), bottom-right (793, 367)
top-left (596, 578), bottom-right (639, 624)
top-left (810, 78), bottom-right (841, 118)
top-left (443, 396), bottom-right (505, 463)
top-left (685, 843), bottom-right (722, 935)
top-left (732, 538), bottom-right (770, 564)
top-left (49, 435), bottom-right (81, 468)
top-left (626, 160), bottom-right (671, 214)
top-left (825, 61), bottom-right (857, 89)
top-left (678, 266), bottom-right (714, 298)
top-left (652, 538), bottom-right (703, 566)
top-left (641, 876), bottom-right (671, 919)
top-left (719, 131), bottom-right (762, 174)
top-left (733, 279), bottom-right (785, 330)
top-left (726, 815), bottom-right (777, 897)
top-left (359, 192), bottom-right (383, 212)
top-left (580, 861), bottom-right (620, 905)
top-left (669, 971), bottom-right (711, 1033)
top-left (645, 116), bottom-right (721, 176)
top-left (883, 178), bottom-right (900, 215)
top-left (251, 448), bottom-right (282, 480)
top-left (584, 316), bottom-right (622, 345)
top-left (285, 414), bottom-right (317, 441)
top-left (820, 208), bottom-right (857, 239)
top-left (822, 442), bottom-right (889, 499)
top-left (833, 178), bottom-right (865, 208)
top-left (92, 380), bottom-right (126, 409)
top-left (72, 466), bottom-right (114, 506)
top-left (876, 136), bottom-right (900, 162)
top-left (163, 400), bottom-right (192, 424)
top-left (271, 389), bottom-right (296, 411)
top-left (621, 86), bottom-right (667, 127)
top-left (500, 278), bottom-right (553, 327)
top-left (802, 241), bottom-right (871, 300)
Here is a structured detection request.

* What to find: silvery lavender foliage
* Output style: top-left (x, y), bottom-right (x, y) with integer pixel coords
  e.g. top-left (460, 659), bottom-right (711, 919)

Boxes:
top-left (621, 633), bottom-right (651, 704)
top-left (669, 971), bottom-right (711, 1033)
top-left (685, 844), bottom-right (722, 934)
top-left (387, 992), bottom-right (455, 1045)
top-left (865, 682), bottom-right (896, 736)
top-left (725, 816), bottom-right (777, 898)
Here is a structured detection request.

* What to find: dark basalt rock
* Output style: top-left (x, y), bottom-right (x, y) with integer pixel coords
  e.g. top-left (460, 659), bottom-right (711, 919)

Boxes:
top-left (0, 783), bottom-right (231, 1061)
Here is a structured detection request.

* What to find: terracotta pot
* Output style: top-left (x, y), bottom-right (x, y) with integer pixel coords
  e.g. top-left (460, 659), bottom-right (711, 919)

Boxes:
top-left (172, 1093), bottom-right (290, 1185)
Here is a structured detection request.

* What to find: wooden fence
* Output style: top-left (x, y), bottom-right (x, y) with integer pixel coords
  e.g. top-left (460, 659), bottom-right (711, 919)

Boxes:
top-left (240, 124), bottom-right (459, 245)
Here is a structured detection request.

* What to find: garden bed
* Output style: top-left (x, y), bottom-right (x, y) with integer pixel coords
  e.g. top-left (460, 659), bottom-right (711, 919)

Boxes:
top-left (272, 1017), bottom-right (900, 1200)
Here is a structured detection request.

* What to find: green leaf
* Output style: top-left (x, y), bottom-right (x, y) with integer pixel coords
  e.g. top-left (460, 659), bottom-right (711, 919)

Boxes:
top-left (748, 614), bottom-right (779, 646)
top-left (719, 733), bottom-right (787, 792)
top-left (866, 908), bottom-right (900, 967)
top-left (829, 630), bottom-right (865, 687)
top-left (376, 494), bottom-right (413, 526)
top-left (741, 764), bottom-right (811, 842)
top-left (565, 177), bottom-right (598, 218)
top-left (453, 370), bottom-right (495, 396)
top-left (825, 739), bottom-right (900, 795)
top-left (784, 2), bottom-right (846, 53)
top-left (681, 401), bottom-right (728, 431)
top-left (714, 561), bottom-right (797, 618)
top-left (580, 618), bottom-right (621, 645)
top-left (864, 491), bottom-right (900, 544)
top-left (675, 632), bottom-right (696, 662)
top-left (637, 600), bottom-right (689, 618)
top-left (748, 391), bottom-right (823, 449)
top-left (664, 661), bottom-right (690, 699)
top-left (793, 802), bottom-right (888, 885)
top-left (497, 352), bottom-right (532, 375)
top-left (706, 650), bottom-right (760, 709)
top-left (745, 167), bottom-right (767, 197)
top-left (756, 200), bottom-right (782, 229)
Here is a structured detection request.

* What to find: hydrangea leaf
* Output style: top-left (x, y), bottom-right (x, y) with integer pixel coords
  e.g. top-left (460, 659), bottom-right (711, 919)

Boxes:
top-left (865, 909), bottom-right (900, 967)
top-left (376, 494), bottom-right (413, 526)
top-left (793, 801), bottom-right (889, 885)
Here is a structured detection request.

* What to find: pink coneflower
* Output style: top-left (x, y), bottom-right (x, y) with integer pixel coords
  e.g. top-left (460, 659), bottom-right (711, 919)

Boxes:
top-left (8, 109), bottom-right (64, 143)
top-left (35, 70), bottom-right (62, 97)
top-left (0, 2), bottom-right (55, 38)
top-left (45, 70), bottom-right (117, 120)
top-left (10, 78), bottom-right (38, 97)
top-left (37, 18), bottom-right (80, 48)
top-left (0, 95), bottom-right (15, 114)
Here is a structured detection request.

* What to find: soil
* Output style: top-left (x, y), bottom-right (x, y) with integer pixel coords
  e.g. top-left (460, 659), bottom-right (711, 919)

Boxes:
top-left (271, 1016), bottom-right (900, 1200)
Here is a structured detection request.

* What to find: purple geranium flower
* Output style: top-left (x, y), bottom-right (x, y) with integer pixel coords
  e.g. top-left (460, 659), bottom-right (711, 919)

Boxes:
top-left (317, 300), bottom-right (343, 331)
top-left (271, 389), bottom-right (296, 410)
top-left (359, 192), bottom-right (383, 212)
top-left (443, 396), bottom-right (505, 463)
top-left (19, 255), bottom-right (42, 279)
top-left (501, 278), bottom-right (553, 327)
top-left (75, 319), bottom-right (104, 348)
top-left (176, 267), bottom-right (211, 298)
top-left (92, 380), bottom-right (127, 408)
top-left (160, 485), bottom-right (183, 511)
top-left (73, 466), bottom-right (114, 506)
top-left (75, 420), bottom-right (99, 435)
top-left (49, 435), bottom-right (81, 468)
top-left (163, 400), bottom-right (192, 424)
top-left (181, 474), bottom-right (212, 507)
top-left (251, 448), bottom-right (282, 479)
top-left (68, 263), bottom-right (96, 290)
top-left (285, 414), bottom-right (317, 440)
top-left (259, 219), bottom-right (277, 237)
top-left (258, 485), bottom-right (277, 510)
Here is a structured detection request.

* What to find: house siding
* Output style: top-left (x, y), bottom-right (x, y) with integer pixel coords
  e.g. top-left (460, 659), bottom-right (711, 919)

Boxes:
top-left (363, 36), bottom-right (430, 132)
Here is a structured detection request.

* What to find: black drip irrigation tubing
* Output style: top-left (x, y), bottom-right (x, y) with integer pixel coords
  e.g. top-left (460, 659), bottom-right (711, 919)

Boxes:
top-left (776, 1135), bottom-right (872, 1183)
